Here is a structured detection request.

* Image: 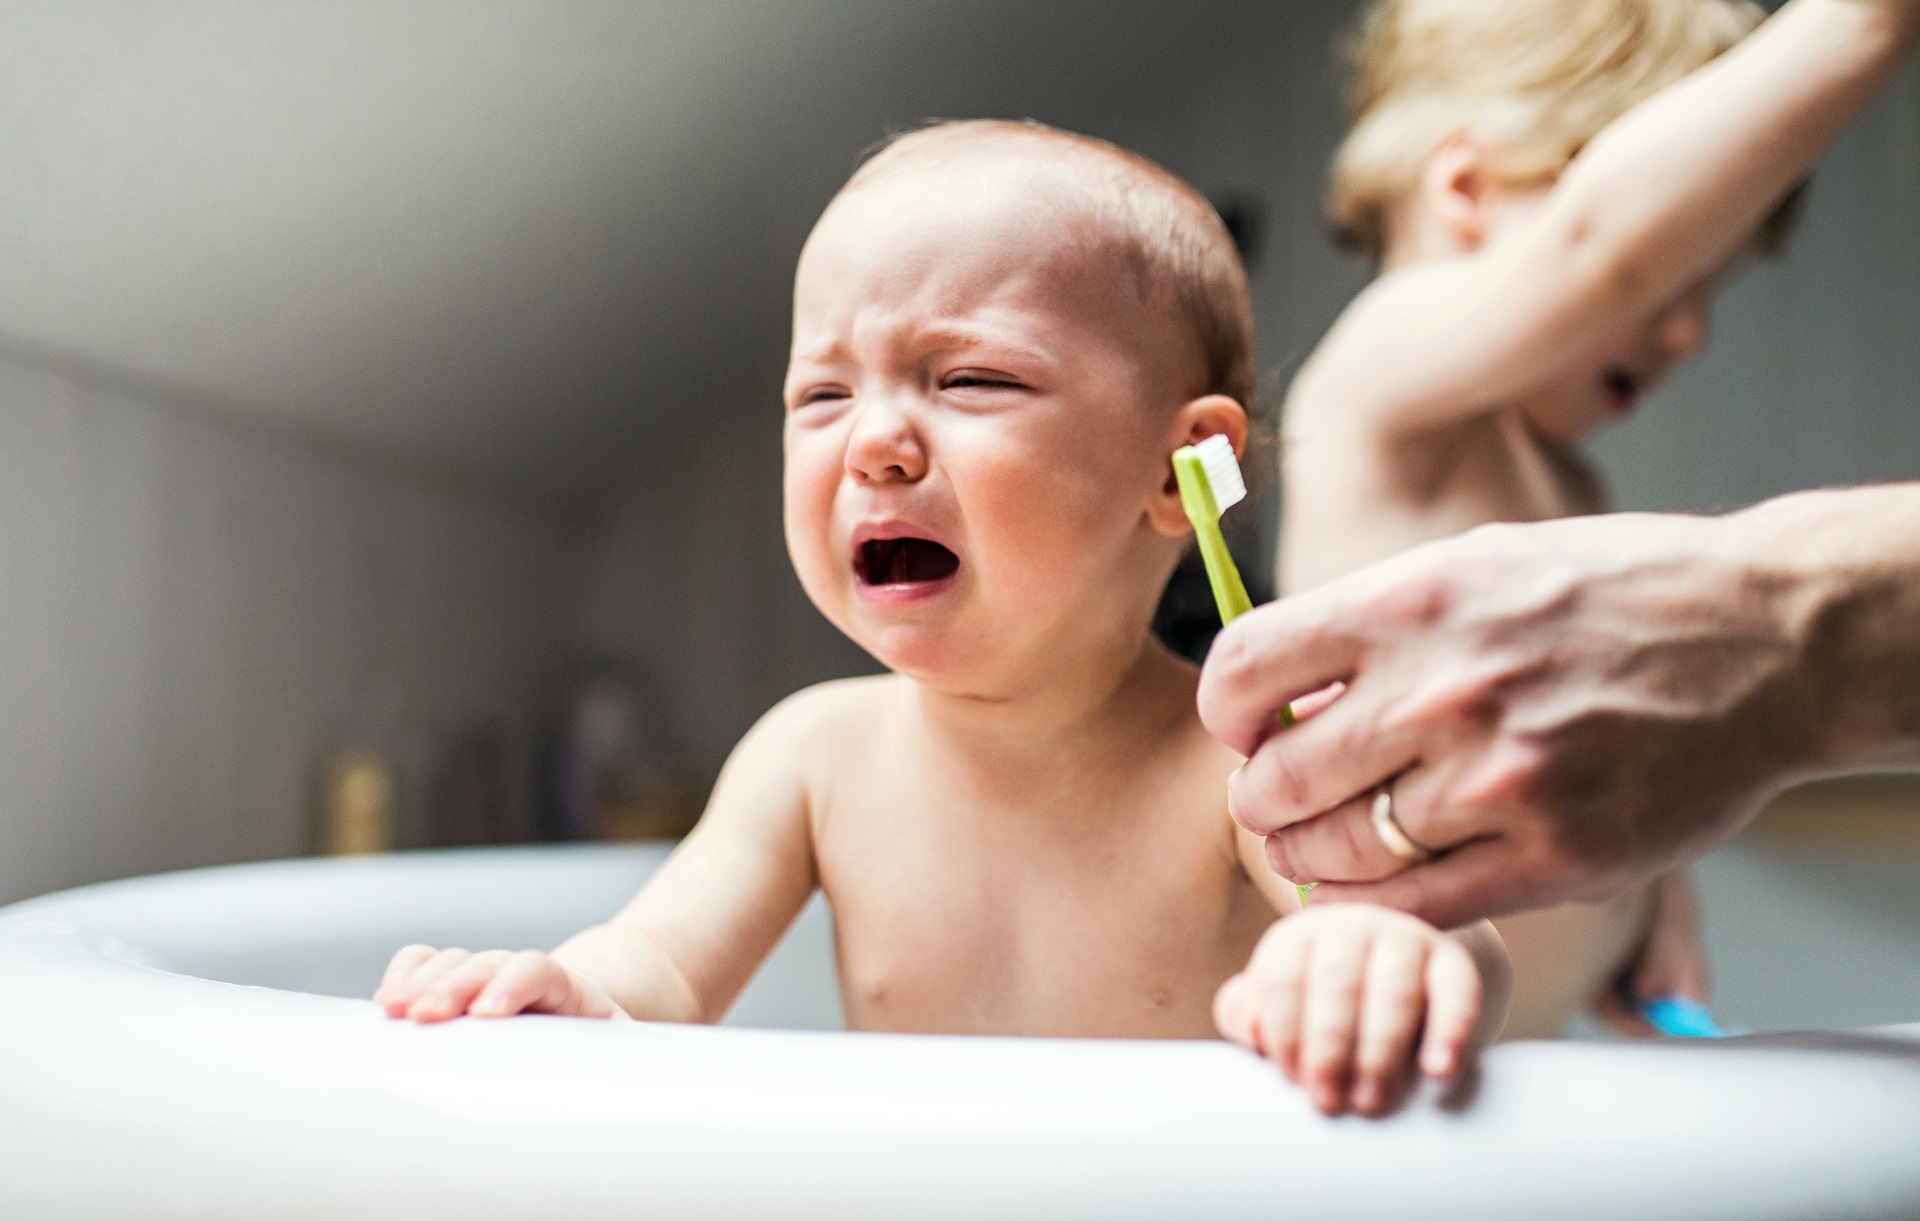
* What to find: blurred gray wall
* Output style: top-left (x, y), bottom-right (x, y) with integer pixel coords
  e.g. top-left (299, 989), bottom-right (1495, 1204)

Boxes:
top-left (0, 360), bottom-right (575, 903)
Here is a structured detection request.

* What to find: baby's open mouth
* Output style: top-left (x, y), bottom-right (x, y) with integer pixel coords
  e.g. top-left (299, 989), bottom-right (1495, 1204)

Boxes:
top-left (855, 537), bottom-right (959, 587)
top-left (1602, 367), bottom-right (1641, 411)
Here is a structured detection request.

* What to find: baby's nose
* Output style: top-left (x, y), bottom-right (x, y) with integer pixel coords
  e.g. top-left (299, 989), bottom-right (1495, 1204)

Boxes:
top-left (844, 401), bottom-right (928, 484)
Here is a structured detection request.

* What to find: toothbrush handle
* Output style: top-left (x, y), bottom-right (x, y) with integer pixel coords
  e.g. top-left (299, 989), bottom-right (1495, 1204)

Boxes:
top-left (1197, 524), bottom-right (1253, 623)
top-left (1194, 522), bottom-right (1291, 727)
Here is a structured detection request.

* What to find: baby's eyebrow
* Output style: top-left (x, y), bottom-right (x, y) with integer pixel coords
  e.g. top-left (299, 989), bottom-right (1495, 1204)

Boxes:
top-left (915, 325), bottom-right (992, 350)
top-left (788, 323), bottom-right (1057, 370)
top-left (915, 326), bottom-right (1053, 369)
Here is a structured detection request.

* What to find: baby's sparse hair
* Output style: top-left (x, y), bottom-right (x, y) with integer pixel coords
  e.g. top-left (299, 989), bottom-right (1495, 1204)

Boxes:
top-left (842, 120), bottom-right (1256, 415)
top-left (1328, 0), bottom-right (1799, 260)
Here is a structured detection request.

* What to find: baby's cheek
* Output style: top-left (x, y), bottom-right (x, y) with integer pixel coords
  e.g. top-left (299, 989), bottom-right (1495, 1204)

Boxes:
top-left (781, 478), bottom-right (845, 610)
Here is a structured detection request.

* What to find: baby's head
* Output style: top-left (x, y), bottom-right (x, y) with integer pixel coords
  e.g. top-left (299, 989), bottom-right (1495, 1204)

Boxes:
top-left (783, 120), bottom-right (1252, 695)
top-left (1330, 0), bottom-right (1797, 438)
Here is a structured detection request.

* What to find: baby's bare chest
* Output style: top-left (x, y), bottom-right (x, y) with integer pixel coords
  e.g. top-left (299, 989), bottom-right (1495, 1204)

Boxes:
top-left (811, 776), bottom-right (1273, 1040)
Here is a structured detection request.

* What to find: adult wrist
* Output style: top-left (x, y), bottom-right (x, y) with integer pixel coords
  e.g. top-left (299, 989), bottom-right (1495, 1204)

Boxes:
top-left (1719, 486), bottom-right (1920, 780)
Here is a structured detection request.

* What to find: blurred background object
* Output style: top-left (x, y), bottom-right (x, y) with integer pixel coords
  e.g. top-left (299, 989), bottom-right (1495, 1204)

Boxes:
top-left (543, 662), bottom-right (699, 843)
top-left (0, 0), bottom-right (1914, 1030)
top-left (321, 751), bottom-right (395, 856)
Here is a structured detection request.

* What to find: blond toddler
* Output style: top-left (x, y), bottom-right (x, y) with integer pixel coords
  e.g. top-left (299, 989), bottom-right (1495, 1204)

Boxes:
top-left (1276, 0), bottom-right (1919, 1036)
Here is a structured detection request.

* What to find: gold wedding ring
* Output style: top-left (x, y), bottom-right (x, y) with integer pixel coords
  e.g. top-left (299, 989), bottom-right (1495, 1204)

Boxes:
top-left (1370, 785), bottom-right (1433, 865)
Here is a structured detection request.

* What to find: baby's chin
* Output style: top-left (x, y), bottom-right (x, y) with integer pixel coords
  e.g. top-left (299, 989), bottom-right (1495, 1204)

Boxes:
top-left (848, 617), bottom-right (978, 680)
top-left (829, 604), bottom-right (1025, 693)
top-left (1515, 396), bottom-right (1611, 446)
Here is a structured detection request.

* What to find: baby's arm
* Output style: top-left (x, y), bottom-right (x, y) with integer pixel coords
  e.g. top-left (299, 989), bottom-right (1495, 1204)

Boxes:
top-left (1300, 0), bottom-right (1920, 436)
top-left (1593, 870), bottom-right (1711, 1036)
top-left (1218, 831), bottom-right (1512, 1117)
top-left (375, 693), bottom-right (821, 1024)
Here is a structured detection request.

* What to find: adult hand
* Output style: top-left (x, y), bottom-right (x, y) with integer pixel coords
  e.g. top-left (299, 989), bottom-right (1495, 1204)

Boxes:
top-left (1198, 486), bottom-right (1920, 928)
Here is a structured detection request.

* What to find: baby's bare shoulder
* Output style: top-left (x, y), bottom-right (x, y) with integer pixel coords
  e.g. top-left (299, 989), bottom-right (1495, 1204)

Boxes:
top-left (745, 674), bottom-right (905, 755)
top-left (706, 676), bottom-right (905, 828)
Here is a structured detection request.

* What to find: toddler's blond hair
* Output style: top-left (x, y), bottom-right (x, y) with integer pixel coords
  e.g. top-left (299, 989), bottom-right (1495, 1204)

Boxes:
top-left (1328, 0), bottom-right (1794, 259)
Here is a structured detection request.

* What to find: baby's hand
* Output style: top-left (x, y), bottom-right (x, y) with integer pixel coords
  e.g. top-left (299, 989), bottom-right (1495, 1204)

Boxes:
top-left (1214, 905), bottom-right (1481, 1117)
top-left (375, 945), bottom-right (630, 1023)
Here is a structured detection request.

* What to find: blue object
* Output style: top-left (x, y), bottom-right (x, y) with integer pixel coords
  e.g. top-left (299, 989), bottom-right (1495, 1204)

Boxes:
top-left (1639, 995), bottom-right (1735, 1038)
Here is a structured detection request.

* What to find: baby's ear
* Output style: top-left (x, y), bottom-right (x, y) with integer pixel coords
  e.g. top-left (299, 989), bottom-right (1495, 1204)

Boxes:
top-left (1148, 394), bottom-right (1248, 538)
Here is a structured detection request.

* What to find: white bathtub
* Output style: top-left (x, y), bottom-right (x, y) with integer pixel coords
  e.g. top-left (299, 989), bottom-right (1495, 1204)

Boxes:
top-left (3, 844), bottom-right (1918, 1220)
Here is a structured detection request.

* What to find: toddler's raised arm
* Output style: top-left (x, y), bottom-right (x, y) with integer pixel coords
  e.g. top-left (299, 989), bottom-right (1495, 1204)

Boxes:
top-left (1302, 0), bottom-right (1920, 435)
top-left (376, 694), bottom-right (822, 1024)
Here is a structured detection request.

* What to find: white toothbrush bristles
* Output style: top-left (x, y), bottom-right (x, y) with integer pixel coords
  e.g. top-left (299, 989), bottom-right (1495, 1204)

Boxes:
top-left (1194, 434), bottom-right (1246, 514)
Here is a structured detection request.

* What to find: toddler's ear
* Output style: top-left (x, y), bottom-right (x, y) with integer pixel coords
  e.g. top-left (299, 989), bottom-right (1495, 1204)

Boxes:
top-left (1149, 394), bottom-right (1248, 538)
top-left (1418, 133), bottom-right (1534, 253)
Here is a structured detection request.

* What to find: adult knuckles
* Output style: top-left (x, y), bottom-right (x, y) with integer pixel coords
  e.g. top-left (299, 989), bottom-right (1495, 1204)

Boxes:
top-left (1388, 662), bottom-right (1515, 737)
top-left (1452, 742), bottom-right (1550, 812)
top-left (1246, 738), bottom-right (1317, 818)
top-left (1365, 565), bottom-right (1456, 632)
top-left (1197, 616), bottom-right (1279, 738)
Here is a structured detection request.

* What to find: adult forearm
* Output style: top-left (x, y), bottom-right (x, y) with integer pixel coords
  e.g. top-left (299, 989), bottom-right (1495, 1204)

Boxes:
top-left (1726, 483), bottom-right (1920, 780)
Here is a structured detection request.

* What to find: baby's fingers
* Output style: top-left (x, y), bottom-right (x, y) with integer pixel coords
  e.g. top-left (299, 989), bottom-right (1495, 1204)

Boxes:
top-left (1418, 936), bottom-right (1482, 1079)
top-left (1247, 930), bottom-right (1310, 1082)
top-left (376, 944), bottom-right (439, 1008)
top-left (473, 951), bottom-right (580, 1018)
top-left (1212, 973), bottom-right (1260, 1051)
top-left (378, 947), bottom-right (470, 1016)
top-left (1300, 930), bottom-right (1370, 1116)
top-left (406, 949), bottom-right (508, 1023)
top-left (1351, 934), bottom-right (1426, 1117)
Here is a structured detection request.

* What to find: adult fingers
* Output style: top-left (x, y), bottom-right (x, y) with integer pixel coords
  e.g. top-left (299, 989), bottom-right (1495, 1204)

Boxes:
top-left (1198, 594), bottom-right (1365, 758)
top-left (474, 951), bottom-right (574, 1018)
top-left (1351, 934), bottom-right (1427, 1117)
top-left (1307, 837), bottom-right (1559, 929)
top-left (1299, 926), bottom-right (1371, 1116)
top-left (1258, 788), bottom-right (1394, 884)
top-left (409, 949), bottom-right (512, 1023)
top-left (1260, 764), bottom-right (1490, 885)
top-left (1418, 936), bottom-right (1483, 1079)
top-left (1226, 684), bottom-right (1418, 838)
top-left (376, 944), bottom-right (438, 1006)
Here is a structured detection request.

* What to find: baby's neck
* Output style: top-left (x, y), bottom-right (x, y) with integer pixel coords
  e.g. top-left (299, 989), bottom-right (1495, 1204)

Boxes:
top-left (909, 636), bottom-right (1197, 773)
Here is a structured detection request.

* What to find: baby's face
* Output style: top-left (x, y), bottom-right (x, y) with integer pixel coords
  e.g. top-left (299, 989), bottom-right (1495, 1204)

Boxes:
top-left (783, 163), bottom-right (1192, 692)
top-left (1473, 179), bottom-right (1735, 446)
top-left (1518, 278), bottom-right (1716, 445)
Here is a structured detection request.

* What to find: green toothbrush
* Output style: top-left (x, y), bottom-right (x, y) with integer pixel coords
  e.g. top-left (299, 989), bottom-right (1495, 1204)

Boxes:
top-left (1173, 435), bottom-right (1311, 908)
